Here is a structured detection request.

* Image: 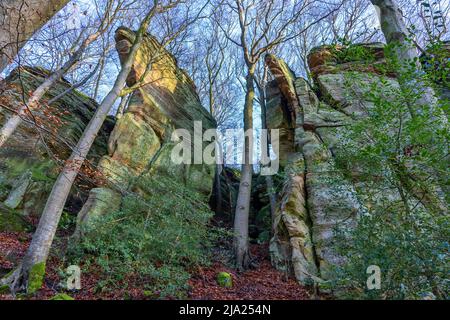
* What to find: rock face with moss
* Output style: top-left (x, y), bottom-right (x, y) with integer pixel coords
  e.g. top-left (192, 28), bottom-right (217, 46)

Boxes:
top-left (265, 44), bottom-right (392, 284)
top-left (0, 67), bottom-right (114, 230)
top-left (0, 27), bottom-right (216, 234)
top-left (76, 27), bottom-right (216, 233)
top-left (421, 41), bottom-right (450, 101)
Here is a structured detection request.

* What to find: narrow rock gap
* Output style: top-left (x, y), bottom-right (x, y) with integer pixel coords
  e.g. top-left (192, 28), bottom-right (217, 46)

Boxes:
top-left (302, 153), bottom-right (321, 279)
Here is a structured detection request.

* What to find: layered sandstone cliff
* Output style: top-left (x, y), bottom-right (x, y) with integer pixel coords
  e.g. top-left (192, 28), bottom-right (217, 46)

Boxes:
top-left (265, 42), bottom-right (447, 286)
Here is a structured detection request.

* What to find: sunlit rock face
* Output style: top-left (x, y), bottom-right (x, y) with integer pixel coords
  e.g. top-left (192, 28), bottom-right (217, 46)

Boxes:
top-left (0, 67), bottom-right (113, 229)
top-left (76, 27), bottom-right (216, 233)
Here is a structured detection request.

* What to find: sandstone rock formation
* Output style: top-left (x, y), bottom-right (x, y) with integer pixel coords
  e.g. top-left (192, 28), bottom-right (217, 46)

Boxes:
top-left (0, 67), bottom-right (113, 231)
top-left (266, 42), bottom-right (448, 287)
top-left (0, 24), bottom-right (446, 295)
top-left (75, 28), bottom-right (216, 234)
top-left (0, 27), bottom-right (217, 235)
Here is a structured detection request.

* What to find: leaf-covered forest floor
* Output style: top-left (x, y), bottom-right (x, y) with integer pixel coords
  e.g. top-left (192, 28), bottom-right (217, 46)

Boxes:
top-left (0, 228), bottom-right (311, 300)
top-left (188, 243), bottom-right (311, 300)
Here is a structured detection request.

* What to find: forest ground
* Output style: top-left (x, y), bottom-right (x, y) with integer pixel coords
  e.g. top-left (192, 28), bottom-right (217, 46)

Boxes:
top-left (0, 227), bottom-right (311, 300)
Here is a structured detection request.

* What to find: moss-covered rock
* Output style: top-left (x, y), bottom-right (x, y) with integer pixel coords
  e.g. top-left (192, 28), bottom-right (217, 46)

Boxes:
top-left (265, 50), bottom-right (374, 285)
top-left (75, 28), bottom-right (217, 235)
top-left (0, 204), bottom-right (29, 232)
top-left (0, 284), bottom-right (10, 294)
top-left (74, 187), bottom-right (121, 237)
top-left (307, 43), bottom-right (390, 77)
top-left (3, 170), bottom-right (32, 209)
top-left (50, 293), bottom-right (74, 300)
top-left (107, 112), bottom-right (161, 173)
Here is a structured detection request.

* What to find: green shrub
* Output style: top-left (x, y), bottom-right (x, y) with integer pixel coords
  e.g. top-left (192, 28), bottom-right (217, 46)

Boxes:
top-left (68, 174), bottom-right (218, 298)
top-left (59, 211), bottom-right (76, 231)
top-left (331, 42), bottom-right (376, 64)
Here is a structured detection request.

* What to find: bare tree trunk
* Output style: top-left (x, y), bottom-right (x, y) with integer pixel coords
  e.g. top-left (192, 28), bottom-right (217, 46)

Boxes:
top-left (0, 10), bottom-right (155, 294)
top-left (0, 67), bottom-right (68, 147)
top-left (234, 67), bottom-right (255, 270)
top-left (371, 0), bottom-right (417, 62)
top-left (0, 0), bottom-right (69, 73)
top-left (0, 32), bottom-right (100, 147)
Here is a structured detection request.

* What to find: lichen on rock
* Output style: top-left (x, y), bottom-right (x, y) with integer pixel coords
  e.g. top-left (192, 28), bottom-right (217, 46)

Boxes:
top-left (74, 27), bottom-right (217, 234)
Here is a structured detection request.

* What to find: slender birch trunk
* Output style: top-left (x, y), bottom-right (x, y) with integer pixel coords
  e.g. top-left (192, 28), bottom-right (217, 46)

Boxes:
top-left (371, 0), bottom-right (437, 107)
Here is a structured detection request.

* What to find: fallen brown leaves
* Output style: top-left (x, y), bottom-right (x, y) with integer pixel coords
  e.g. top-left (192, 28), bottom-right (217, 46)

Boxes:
top-left (0, 230), bottom-right (151, 300)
